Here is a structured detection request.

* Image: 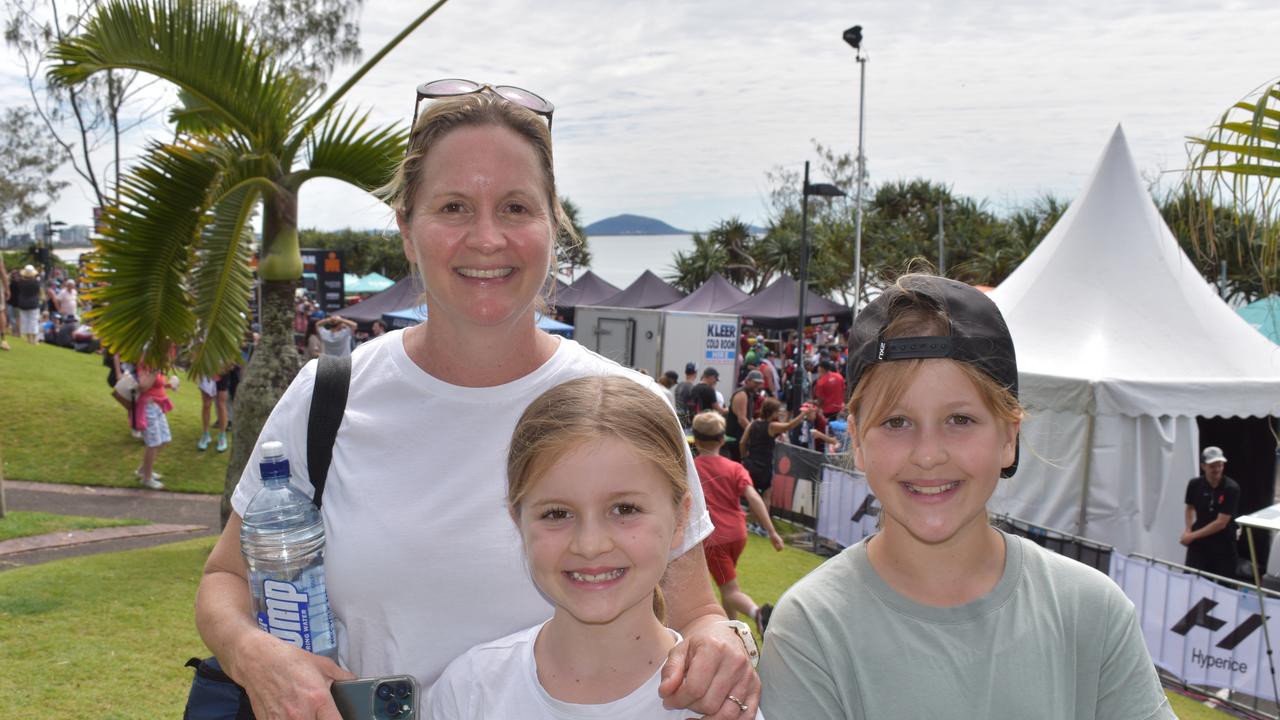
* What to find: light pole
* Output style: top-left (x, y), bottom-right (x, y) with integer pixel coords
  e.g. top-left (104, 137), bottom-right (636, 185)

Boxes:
top-left (793, 161), bottom-right (847, 413)
top-left (843, 24), bottom-right (867, 318)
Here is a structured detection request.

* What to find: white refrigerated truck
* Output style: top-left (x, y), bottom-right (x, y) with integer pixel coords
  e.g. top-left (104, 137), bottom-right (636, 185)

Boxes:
top-left (573, 306), bottom-right (740, 381)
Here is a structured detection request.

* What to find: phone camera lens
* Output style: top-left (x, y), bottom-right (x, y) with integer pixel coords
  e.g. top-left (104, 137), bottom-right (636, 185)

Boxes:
top-left (384, 700), bottom-right (403, 718)
top-left (393, 682), bottom-right (411, 698)
top-left (377, 683), bottom-right (394, 700)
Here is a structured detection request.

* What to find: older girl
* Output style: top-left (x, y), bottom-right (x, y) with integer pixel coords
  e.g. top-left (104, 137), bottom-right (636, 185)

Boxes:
top-left (430, 377), bottom-right (764, 719)
top-left (759, 274), bottom-right (1173, 719)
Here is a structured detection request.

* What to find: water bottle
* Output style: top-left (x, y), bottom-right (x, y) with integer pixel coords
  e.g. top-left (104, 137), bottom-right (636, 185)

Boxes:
top-left (240, 440), bottom-right (337, 657)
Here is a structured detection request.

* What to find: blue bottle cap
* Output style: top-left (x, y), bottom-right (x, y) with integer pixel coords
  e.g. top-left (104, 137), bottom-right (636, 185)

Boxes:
top-left (259, 440), bottom-right (290, 484)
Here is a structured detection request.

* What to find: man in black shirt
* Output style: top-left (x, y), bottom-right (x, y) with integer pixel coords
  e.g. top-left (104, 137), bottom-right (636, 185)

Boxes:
top-left (1181, 446), bottom-right (1241, 579)
top-left (689, 367), bottom-right (723, 416)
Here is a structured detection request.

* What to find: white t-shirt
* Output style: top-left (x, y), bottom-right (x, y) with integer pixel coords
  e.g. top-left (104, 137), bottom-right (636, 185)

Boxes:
top-left (232, 330), bottom-right (713, 690)
top-left (427, 622), bottom-right (765, 719)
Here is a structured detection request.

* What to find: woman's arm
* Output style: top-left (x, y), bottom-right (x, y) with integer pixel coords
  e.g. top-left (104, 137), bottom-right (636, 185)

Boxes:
top-left (769, 410), bottom-right (809, 437)
top-left (196, 513), bottom-right (354, 720)
top-left (658, 544), bottom-right (760, 719)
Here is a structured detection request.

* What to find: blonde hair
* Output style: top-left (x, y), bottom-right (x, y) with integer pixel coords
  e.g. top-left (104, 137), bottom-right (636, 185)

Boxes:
top-left (691, 410), bottom-right (725, 450)
top-left (376, 92), bottom-right (580, 312)
top-left (846, 275), bottom-right (1024, 438)
top-left (507, 375), bottom-right (689, 620)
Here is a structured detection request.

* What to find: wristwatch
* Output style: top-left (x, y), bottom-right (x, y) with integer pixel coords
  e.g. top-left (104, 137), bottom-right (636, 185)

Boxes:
top-left (719, 619), bottom-right (759, 668)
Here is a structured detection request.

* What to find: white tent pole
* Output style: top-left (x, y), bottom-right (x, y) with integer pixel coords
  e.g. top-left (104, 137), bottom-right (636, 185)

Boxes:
top-left (1076, 411), bottom-right (1097, 535)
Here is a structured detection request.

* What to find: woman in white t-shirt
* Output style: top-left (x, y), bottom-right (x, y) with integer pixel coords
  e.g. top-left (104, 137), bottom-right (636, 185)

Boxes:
top-left (195, 85), bottom-right (759, 720)
top-left (429, 376), bottom-right (764, 719)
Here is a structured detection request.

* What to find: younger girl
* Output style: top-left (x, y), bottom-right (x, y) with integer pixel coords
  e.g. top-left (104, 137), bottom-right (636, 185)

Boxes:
top-left (759, 274), bottom-right (1172, 719)
top-left (428, 376), bottom-right (764, 719)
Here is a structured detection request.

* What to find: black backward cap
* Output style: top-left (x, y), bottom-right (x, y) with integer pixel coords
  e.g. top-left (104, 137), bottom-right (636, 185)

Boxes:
top-left (849, 276), bottom-right (1020, 477)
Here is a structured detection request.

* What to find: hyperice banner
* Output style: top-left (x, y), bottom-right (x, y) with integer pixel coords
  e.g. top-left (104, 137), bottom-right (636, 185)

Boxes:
top-left (1112, 554), bottom-right (1280, 701)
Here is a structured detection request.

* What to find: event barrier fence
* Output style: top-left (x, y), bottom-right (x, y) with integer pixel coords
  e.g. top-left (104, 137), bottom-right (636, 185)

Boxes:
top-left (767, 444), bottom-right (1280, 717)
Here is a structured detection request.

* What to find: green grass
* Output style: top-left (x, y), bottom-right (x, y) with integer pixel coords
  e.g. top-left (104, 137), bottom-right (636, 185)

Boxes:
top-left (0, 339), bottom-right (228, 493)
top-left (0, 511), bottom-right (147, 541)
top-left (0, 537), bottom-right (215, 719)
top-left (0, 529), bottom-right (1233, 719)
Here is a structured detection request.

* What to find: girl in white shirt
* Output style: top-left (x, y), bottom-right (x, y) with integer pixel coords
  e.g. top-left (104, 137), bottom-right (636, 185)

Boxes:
top-left (428, 375), bottom-right (763, 719)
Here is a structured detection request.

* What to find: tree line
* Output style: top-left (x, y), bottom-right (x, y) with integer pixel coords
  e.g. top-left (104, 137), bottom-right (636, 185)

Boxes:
top-left (665, 142), bottom-right (1277, 307)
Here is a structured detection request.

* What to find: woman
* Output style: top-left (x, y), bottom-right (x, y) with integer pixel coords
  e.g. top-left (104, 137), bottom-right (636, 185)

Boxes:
top-left (195, 85), bottom-right (758, 720)
top-left (740, 397), bottom-right (813, 507)
top-left (12, 264), bottom-right (42, 345)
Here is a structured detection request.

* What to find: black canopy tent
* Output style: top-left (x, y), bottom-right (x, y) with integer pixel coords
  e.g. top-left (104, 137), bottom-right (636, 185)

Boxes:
top-left (552, 271), bottom-right (623, 320)
top-left (662, 272), bottom-right (749, 313)
top-left (720, 274), bottom-right (851, 330)
top-left (597, 270), bottom-right (685, 309)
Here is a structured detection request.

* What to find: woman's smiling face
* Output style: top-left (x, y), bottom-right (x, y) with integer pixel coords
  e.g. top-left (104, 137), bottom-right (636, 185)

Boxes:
top-left (397, 123), bottom-right (553, 329)
top-left (853, 359), bottom-right (1019, 549)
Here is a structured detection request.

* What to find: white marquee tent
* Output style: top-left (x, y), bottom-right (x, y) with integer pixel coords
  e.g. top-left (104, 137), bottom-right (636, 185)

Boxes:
top-left (989, 125), bottom-right (1280, 563)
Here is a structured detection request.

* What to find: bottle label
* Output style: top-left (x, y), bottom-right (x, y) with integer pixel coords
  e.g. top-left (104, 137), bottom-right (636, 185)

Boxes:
top-left (256, 579), bottom-right (316, 652)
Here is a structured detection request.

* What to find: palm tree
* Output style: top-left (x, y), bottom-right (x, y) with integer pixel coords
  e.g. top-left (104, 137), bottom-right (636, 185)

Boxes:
top-left (1185, 77), bottom-right (1280, 300)
top-left (666, 231), bottom-right (728, 292)
top-left (47, 0), bottom-right (450, 518)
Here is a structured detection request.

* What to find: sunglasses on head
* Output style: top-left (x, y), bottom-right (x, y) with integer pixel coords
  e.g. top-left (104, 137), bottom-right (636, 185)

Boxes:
top-left (412, 78), bottom-right (555, 131)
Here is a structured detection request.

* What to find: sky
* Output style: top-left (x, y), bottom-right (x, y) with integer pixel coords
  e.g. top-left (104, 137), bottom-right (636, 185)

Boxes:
top-left (6, 0), bottom-right (1280, 236)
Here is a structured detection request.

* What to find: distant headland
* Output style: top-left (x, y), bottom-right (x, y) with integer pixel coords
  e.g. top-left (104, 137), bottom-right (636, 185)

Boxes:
top-left (584, 214), bottom-right (688, 236)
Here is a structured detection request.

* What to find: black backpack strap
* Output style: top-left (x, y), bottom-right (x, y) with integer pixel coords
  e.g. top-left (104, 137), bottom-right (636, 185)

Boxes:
top-left (306, 354), bottom-right (351, 510)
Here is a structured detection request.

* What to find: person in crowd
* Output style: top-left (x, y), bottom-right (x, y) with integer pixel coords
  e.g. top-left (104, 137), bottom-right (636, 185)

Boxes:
top-left (673, 361), bottom-right (697, 427)
top-left (741, 398), bottom-right (812, 507)
top-left (658, 369), bottom-right (680, 405)
top-left (195, 86), bottom-right (757, 720)
top-left (429, 377), bottom-right (764, 719)
top-left (789, 400), bottom-right (838, 453)
top-left (12, 264), bottom-right (43, 345)
top-left (370, 319), bottom-right (388, 338)
top-left (134, 351), bottom-right (179, 490)
top-left (54, 278), bottom-right (78, 319)
top-left (759, 351), bottom-right (781, 398)
top-left (689, 366), bottom-right (724, 415)
top-left (759, 274), bottom-right (1172, 719)
top-left (303, 317), bottom-right (323, 360)
top-left (1181, 446), bottom-right (1241, 579)
top-left (0, 257), bottom-right (9, 351)
top-left (197, 367), bottom-right (233, 453)
top-left (812, 358), bottom-right (845, 420)
top-left (106, 351), bottom-right (139, 436)
top-left (316, 314), bottom-right (357, 357)
top-left (724, 370), bottom-right (765, 463)
top-left (691, 410), bottom-right (784, 635)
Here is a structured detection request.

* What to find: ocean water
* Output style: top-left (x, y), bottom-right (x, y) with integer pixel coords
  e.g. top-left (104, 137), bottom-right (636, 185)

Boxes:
top-left (55, 234), bottom-right (696, 291)
top-left (577, 234), bottom-right (695, 290)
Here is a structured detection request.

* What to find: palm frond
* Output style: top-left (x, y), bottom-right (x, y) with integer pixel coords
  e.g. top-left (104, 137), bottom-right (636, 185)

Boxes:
top-left (290, 106), bottom-right (407, 191)
top-left (188, 183), bottom-right (258, 377)
top-left (84, 137), bottom-right (222, 369)
top-left (47, 0), bottom-right (313, 150)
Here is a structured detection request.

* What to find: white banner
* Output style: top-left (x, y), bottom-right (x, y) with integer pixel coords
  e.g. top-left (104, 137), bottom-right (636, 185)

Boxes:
top-left (1112, 554), bottom-right (1280, 702)
top-left (816, 466), bottom-right (879, 549)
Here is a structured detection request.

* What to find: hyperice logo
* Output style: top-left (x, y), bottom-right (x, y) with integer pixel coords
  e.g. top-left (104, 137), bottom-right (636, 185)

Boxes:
top-left (851, 494), bottom-right (879, 523)
top-left (1171, 598), bottom-right (1266, 673)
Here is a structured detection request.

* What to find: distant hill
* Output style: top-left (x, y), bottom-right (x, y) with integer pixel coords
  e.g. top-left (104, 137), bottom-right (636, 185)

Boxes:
top-left (585, 214), bottom-right (687, 236)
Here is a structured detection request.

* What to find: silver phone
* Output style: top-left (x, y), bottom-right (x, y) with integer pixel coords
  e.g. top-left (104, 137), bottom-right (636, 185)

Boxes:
top-left (331, 675), bottom-right (417, 720)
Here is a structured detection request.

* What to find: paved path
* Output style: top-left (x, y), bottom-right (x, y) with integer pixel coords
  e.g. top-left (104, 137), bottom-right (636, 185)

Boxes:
top-left (1, 480), bottom-right (222, 571)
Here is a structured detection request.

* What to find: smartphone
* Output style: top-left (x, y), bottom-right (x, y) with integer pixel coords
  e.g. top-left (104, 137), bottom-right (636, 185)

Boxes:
top-left (331, 675), bottom-right (418, 720)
